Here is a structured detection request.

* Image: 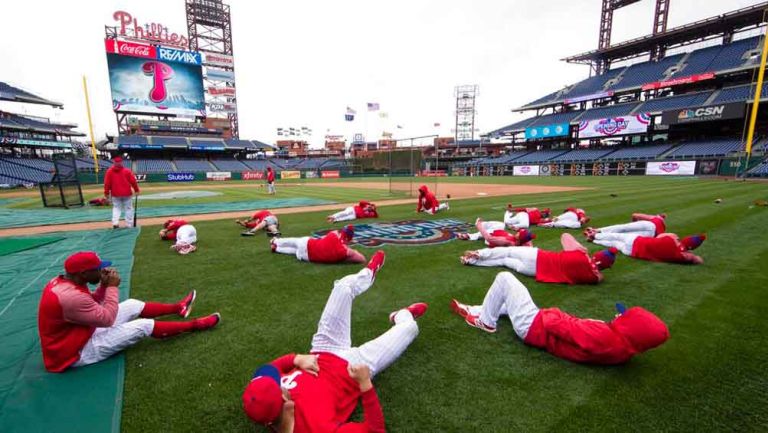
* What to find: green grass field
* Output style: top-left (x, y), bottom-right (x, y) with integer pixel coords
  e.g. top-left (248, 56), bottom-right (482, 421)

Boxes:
top-left (118, 176), bottom-right (767, 432)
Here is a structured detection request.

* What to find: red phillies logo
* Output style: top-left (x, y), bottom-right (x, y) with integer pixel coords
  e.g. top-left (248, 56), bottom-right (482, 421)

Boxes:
top-left (141, 61), bottom-right (174, 103)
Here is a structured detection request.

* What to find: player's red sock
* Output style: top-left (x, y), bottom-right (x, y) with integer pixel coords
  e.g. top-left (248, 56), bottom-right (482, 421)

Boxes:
top-left (151, 320), bottom-right (194, 338)
top-left (140, 302), bottom-right (181, 318)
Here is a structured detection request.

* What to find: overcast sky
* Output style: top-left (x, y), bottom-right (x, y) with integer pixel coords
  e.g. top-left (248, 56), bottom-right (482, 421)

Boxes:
top-left (0, 0), bottom-right (761, 147)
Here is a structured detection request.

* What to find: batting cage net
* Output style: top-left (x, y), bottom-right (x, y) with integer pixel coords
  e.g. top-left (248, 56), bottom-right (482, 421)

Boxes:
top-left (39, 154), bottom-right (84, 208)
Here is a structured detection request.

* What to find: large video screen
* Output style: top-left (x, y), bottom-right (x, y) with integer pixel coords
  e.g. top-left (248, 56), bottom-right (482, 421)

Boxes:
top-left (106, 52), bottom-right (205, 117)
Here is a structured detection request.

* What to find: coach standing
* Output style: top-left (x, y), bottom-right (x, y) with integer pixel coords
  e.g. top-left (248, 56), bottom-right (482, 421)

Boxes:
top-left (266, 166), bottom-right (276, 195)
top-left (104, 156), bottom-right (140, 228)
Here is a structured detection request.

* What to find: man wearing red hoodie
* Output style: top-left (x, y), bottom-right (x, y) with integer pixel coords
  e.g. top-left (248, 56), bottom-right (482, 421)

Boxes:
top-left (450, 272), bottom-right (669, 365)
top-left (416, 185), bottom-right (449, 215)
top-left (242, 251), bottom-right (428, 431)
top-left (587, 230), bottom-right (706, 265)
top-left (103, 156), bottom-right (140, 228)
top-left (37, 251), bottom-right (220, 373)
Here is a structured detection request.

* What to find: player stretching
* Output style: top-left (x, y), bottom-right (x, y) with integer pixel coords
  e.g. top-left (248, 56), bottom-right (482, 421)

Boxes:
top-left (237, 210), bottom-right (281, 237)
top-left (417, 185), bottom-right (449, 214)
top-left (242, 251), bottom-right (427, 431)
top-left (271, 225), bottom-right (367, 264)
top-left (585, 213), bottom-right (667, 238)
top-left (461, 233), bottom-right (617, 285)
top-left (537, 207), bottom-right (590, 229)
top-left (503, 205), bottom-right (551, 229)
top-left (450, 272), bottom-right (669, 365)
top-left (38, 252), bottom-right (220, 373)
top-left (327, 200), bottom-right (379, 223)
top-left (456, 218), bottom-right (536, 248)
top-left (159, 218), bottom-right (198, 255)
top-left (586, 229), bottom-right (706, 265)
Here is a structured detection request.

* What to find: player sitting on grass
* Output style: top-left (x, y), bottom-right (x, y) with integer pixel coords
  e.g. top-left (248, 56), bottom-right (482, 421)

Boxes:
top-left (327, 200), bottom-right (379, 223)
top-left (242, 251), bottom-right (428, 431)
top-left (537, 207), bottom-right (590, 229)
top-left (461, 233), bottom-right (617, 285)
top-left (503, 205), bottom-right (551, 229)
top-left (586, 229), bottom-right (706, 265)
top-left (585, 213), bottom-right (667, 238)
top-left (271, 225), bottom-right (366, 264)
top-left (38, 251), bottom-right (220, 373)
top-left (456, 217), bottom-right (536, 247)
top-left (450, 271), bottom-right (669, 365)
top-left (417, 185), bottom-right (449, 214)
top-left (237, 210), bottom-right (281, 237)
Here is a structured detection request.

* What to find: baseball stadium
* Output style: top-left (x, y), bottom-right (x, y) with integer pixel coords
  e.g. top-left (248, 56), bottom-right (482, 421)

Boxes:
top-left (1, 1), bottom-right (767, 432)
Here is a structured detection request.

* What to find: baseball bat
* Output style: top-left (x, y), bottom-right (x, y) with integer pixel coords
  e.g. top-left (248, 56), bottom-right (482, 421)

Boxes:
top-left (133, 193), bottom-right (138, 228)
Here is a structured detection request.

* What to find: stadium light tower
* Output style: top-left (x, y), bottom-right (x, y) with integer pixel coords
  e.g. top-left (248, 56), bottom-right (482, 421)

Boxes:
top-left (186, 0), bottom-right (239, 138)
top-left (454, 85), bottom-right (479, 144)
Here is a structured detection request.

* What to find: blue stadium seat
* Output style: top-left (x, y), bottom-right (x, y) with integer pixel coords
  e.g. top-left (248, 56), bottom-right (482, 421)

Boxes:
top-left (612, 54), bottom-right (685, 90)
top-left (577, 102), bottom-right (639, 121)
top-left (549, 148), bottom-right (615, 162)
top-left (512, 150), bottom-right (568, 164)
top-left (210, 157), bottom-right (249, 171)
top-left (665, 138), bottom-right (744, 158)
top-left (174, 158), bottom-right (213, 171)
top-left (135, 159), bottom-right (175, 173)
top-left (152, 136), bottom-right (189, 146)
top-left (600, 144), bottom-right (673, 160)
top-left (636, 91), bottom-right (713, 113)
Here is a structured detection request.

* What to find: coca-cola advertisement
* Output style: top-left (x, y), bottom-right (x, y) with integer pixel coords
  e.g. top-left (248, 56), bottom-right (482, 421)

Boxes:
top-left (105, 39), bottom-right (156, 59)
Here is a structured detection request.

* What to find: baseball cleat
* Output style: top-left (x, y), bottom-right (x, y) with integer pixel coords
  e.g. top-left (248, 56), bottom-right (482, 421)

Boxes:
top-left (389, 302), bottom-right (428, 323)
top-left (270, 239), bottom-right (277, 253)
top-left (450, 299), bottom-right (471, 319)
top-left (178, 290), bottom-right (197, 318)
top-left (456, 233), bottom-right (470, 240)
top-left (193, 312), bottom-right (221, 331)
top-left (241, 231), bottom-right (256, 237)
top-left (366, 250), bottom-right (386, 276)
top-left (464, 314), bottom-right (496, 333)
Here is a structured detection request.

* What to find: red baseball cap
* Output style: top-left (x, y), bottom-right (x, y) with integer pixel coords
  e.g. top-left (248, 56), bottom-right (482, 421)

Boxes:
top-left (592, 247), bottom-right (618, 270)
top-left (681, 234), bottom-right (706, 250)
top-left (112, 156), bottom-right (123, 163)
top-left (64, 251), bottom-right (112, 274)
top-left (243, 365), bottom-right (283, 424)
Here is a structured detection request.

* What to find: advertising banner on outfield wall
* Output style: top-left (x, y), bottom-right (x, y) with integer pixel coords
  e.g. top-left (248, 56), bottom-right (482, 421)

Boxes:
top-left (304, 171), bottom-right (319, 178)
top-left (661, 102), bottom-right (745, 125)
top-left (280, 170), bottom-right (301, 179)
top-left (646, 161), bottom-right (696, 176)
top-left (206, 171), bottom-right (232, 181)
top-left (242, 171), bottom-right (265, 180)
top-left (167, 172), bottom-right (195, 182)
top-left (578, 113), bottom-right (651, 138)
top-left (525, 123), bottom-right (569, 140)
top-left (321, 170), bottom-right (341, 178)
top-left (513, 165), bottom-right (540, 176)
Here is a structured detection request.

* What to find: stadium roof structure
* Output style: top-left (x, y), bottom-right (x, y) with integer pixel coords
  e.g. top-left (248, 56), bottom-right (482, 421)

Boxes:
top-left (0, 81), bottom-right (63, 107)
top-left (563, 2), bottom-right (768, 66)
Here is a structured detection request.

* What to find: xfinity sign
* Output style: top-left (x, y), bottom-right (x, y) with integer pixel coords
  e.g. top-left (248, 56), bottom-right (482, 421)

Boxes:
top-left (661, 102), bottom-right (745, 125)
top-left (157, 47), bottom-right (202, 65)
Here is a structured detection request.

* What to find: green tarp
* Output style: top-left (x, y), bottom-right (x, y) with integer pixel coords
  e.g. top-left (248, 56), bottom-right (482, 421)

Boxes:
top-left (0, 197), bottom-right (335, 228)
top-left (0, 236), bottom-right (64, 257)
top-left (0, 228), bottom-right (140, 433)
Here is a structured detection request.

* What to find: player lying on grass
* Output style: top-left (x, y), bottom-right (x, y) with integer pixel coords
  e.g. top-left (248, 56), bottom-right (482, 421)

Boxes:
top-left (586, 229), bottom-right (706, 265)
top-left (88, 197), bottom-right (111, 207)
top-left (242, 251), bottom-right (427, 431)
top-left (461, 233), bottom-right (617, 285)
top-left (237, 210), bottom-right (281, 237)
top-left (327, 200), bottom-right (379, 223)
top-left (503, 205), bottom-right (551, 229)
top-left (450, 271), bottom-right (669, 365)
top-left (585, 213), bottom-right (667, 238)
top-left (38, 251), bottom-right (220, 373)
top-left (417, 184), bottom-right (449, 214)
top-left (537, 207), bottom-right (590, 229)
top-left (271, 225), bottom-right (366, 264)
top-left (456, 217), bottom-right (536, 247)
top-left (159, 219), bottom-right (198, 255)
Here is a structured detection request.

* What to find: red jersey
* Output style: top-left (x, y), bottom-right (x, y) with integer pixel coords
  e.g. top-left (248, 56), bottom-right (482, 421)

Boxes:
top-left (267, 170), bottom-right (275, 183)
top-left (488, 229), bottom-right (517, 247)
top-left (163, 219), bottom-right (188, 240)
top-left (523, 307), bottom-right (669, 365)
top-left (417, 193), bottom-right (439, 213)
top-left (566, 208), bottom-right (586, 220)
top-left (269, 353), bottom-right (385, 433)
top-left (308, 232), bottom-right (349, 264)
top-left (535, 250), bottom-right (600, 285)
top-left (631, 236), bottom-right (686, 263)
top-left (103, 165), bottom-right (140, 197)
top-left (353, 201), bottom-right (378, 219)
top-left (650, 217), bottom-right (666, 235)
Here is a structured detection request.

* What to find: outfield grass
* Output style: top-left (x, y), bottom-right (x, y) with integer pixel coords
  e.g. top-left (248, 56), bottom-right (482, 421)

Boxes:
top-left (123, 177), bottom-right (767, 432)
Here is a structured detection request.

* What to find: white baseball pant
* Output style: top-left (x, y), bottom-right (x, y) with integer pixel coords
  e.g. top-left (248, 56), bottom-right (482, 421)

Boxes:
top-left (175, 224), bottom-right (197, 246)
top-left (423, 203), bottom-right (449, 215)
top-left (593, 232), bottom-right (638, 256)
top-left (464, 221), bottom-right (506, 241)
top-left (466, 272), bottom-right (540, 339)
top-left (540, 211), bottom-right (581, 229)
top-left (598, 221), bottom-right (655, 237)
top-left (504, 211), bottom-right (530, 229)
top-left (310, 267), bottom-right (419, 376)
top-left (465, 247), bottom-right (538, 276)
top-left (72, 299), bottom-right (154, 367)
top-left (267, 181), bottom-right (276, 194)
top-left (111, 196), bottom-right (135, 227)
top-left (273, 237), bottom-right (310, 261)
top-left (330, 207), bottom-right (357, 222)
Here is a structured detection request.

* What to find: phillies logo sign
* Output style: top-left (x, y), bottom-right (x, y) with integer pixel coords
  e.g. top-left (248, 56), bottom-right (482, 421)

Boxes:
top-left (660, 162), bottom-right (680, 173)
top-left (313, 219), bottom-right (472, 247)
top-left (112, 10), bottom-right (189, 49)
top-left (520, 166), bottom-right (531, 174)
top-left (141, 61), bottom-right (174, 103)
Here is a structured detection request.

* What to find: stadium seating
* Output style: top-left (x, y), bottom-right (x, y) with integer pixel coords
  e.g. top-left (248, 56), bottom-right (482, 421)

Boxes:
top-left (576, 102), bottom-right (639, 121)
top-left (512, 150), bottom-right (568, 164)
top-left (173, 158), bottom-right (213, 171)
top-left (224, 139), bottom-right (256, 149)
top-left (747, 160), bottom-right (768, 176)
top-left (0, 157), bottom-right (54, 172)
top-left (116, 135), bottom-right (150, 145)
top-left (210, 157), bottom-right (249, 171)
top-left (0, 174), bottom-right (25, 187)
top-left (135, 159), bottom-right (175, 173)
top-left (241, 159), bottom-right (270, 171)
top-left (0, 158), bottom-right (53, 183)
top-left (665, 138), bottom-right (744, 158)
top-left (600, 144), bottom-right (673, 160)
top-left (151, 136), bottom-right (189, 146)
top-left (549, 148), bottom-right (615, 162)
top-left (613, 54), bottom-right (685, 90)
top-left (526, 111), bottom-right (583, 127)
top-left (0, 81), bottom-right (60, 105)
top-left (75, 157), bottom-right (113, 171)
top-left (635, 91), bottom-right (713, 113)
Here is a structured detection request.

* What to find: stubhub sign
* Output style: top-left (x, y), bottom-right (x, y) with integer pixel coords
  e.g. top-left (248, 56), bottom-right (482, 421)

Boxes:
top-left (167, 172), bottom-right (195, 182)
top-left (157, 47), bottom-right (202, 65)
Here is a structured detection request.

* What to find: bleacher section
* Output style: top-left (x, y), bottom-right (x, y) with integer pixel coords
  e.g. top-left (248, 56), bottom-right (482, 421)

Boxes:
top-left (0, 157), bottom-right (53, 184)
top-left (210, 157), bottom-right (249, 171)
top-left (680, 36), bottom-right (759, 76)
top-left (512, 150), bottom-right (568, 164)
top-left (665, 138), bottom-right (743, 158)
top-left (174, 158), bottom-right (213, 171)
top-left (747, 160), bottom-right (768, 176)
top-left (75, 158), bottom-right (112, 171)
top-left (576, 102), bottom-right (639, 121)
top-left (600, 144), bottom-right (673, 160)
top-left (636, 91), bottom-right (713, 113)
top-left (153, 136), bottom-right (189, 147)
top-left (0, 81), bottom-right (62, 106)
top-left (0, 111), bottom-right (81, 136)
top-left (614, 54), bottom-right (685, 90)
top-left (135, 159), bottom-right (175, 173)
top-left (550, 148), bottom-right (615, 162)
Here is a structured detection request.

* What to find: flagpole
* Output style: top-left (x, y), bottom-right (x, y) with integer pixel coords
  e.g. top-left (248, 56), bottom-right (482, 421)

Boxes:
top-left (82, 75), bottom-right (100, 183)
top-left (741, 22), bottom-right (768, 178)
